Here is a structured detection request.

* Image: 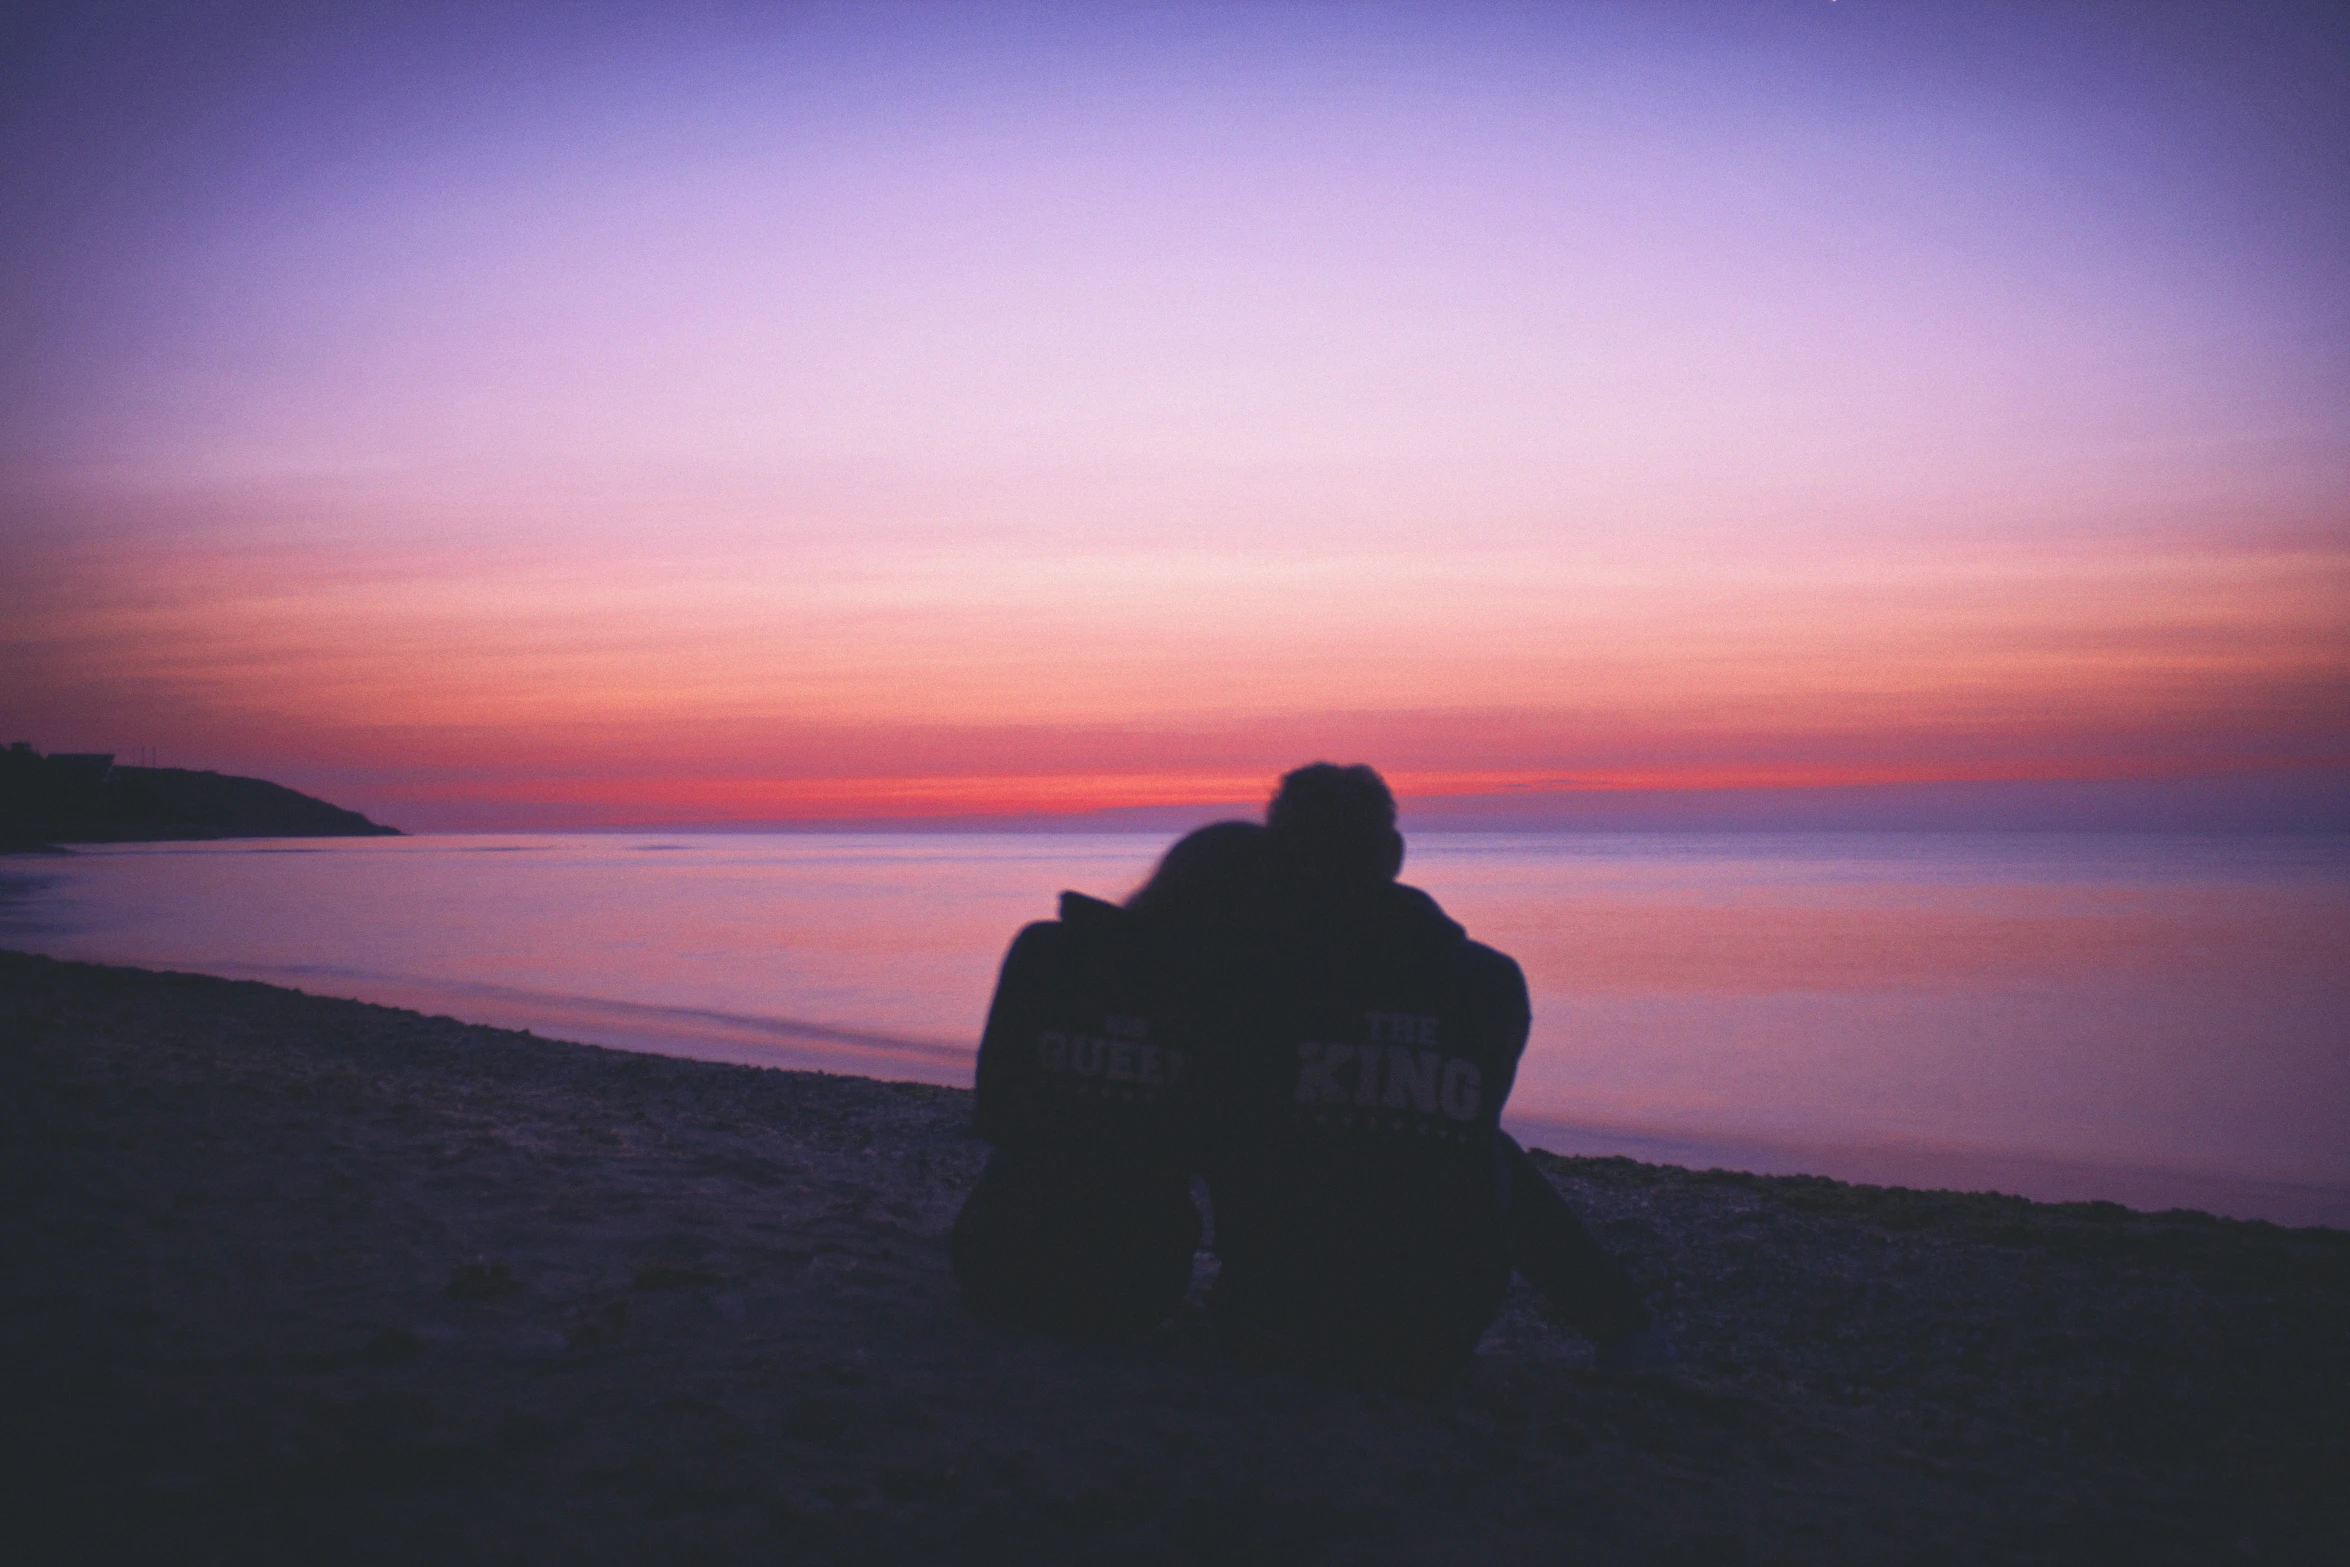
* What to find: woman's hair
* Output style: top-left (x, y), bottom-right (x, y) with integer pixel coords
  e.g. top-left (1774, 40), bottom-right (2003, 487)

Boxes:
top-left (1124, 820), bottom-right (1271, 927)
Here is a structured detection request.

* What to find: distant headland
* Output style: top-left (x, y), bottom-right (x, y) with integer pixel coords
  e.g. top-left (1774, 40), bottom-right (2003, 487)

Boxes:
top-left (0, 744), bottom-right (401, 852)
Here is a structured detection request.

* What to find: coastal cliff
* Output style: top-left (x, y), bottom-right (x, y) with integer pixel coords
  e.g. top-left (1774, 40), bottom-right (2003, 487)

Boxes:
top-left (0, 745), bottom-right (401, 850)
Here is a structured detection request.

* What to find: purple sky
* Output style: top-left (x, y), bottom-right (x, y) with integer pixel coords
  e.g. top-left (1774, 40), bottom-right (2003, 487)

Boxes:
top-left (3, 2), bottom-right (2344, 828)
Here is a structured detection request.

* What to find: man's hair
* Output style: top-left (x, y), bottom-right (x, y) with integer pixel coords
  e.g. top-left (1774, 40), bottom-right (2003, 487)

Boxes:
top-left (1266, 762), bottom-right (1401, 883)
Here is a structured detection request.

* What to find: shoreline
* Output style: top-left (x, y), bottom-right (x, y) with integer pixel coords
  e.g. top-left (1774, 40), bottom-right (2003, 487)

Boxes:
top-left (6, 949), bottom-right (2345, 1563)
top-left (1500, 1112), bottom-right (2350, 1231)
top-left (8, 929), bottom-right (2338, 1228)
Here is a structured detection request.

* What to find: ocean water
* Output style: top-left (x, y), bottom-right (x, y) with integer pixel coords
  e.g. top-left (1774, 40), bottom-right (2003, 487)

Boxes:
top-left (4, 830), bottom-right (2344, 1226)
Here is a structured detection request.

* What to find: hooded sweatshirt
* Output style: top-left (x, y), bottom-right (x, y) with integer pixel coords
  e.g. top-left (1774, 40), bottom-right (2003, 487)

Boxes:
top-left (955, 892), bottom-right (1226, 1332)
top-left (1206, 879), bottom-right (1532, 1374)
top-left (971, 891), bottom-right (1214, 1167)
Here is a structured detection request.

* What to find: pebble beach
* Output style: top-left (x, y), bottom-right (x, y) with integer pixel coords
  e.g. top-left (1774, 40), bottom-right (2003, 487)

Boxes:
top-left (5, 948), bottom-right (2344, 1565)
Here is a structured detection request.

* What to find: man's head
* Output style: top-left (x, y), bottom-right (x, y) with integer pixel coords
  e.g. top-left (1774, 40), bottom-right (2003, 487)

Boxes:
top-left (1266, 762), bottom-right (1404, 884)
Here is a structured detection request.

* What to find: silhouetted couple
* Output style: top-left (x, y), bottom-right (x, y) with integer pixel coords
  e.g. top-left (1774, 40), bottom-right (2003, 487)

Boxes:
top-left (952, 762), bottom-right (1672, 1385)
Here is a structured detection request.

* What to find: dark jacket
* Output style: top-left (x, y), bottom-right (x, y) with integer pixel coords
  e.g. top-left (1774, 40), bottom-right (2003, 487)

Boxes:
top-left (1206, 880), bottom-right (1532, 1378)
top-left (953, 892), bottom-right (1220, 1333)
top-left (970, 892), bottom-right (1213, 1163)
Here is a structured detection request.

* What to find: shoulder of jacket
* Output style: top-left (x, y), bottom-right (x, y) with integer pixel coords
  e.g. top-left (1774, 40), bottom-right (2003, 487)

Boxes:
top-left (1384, 882), bottom-right (1467, 942)
top-left (1459, 944), bottom-right (1531, 1051)
top-left (1460, 938), bottom-right (1523, 976)
top-left (1057, 890), bottom-right (1127, 927)
top-left (1002, 919), bottom-right (1068, 966)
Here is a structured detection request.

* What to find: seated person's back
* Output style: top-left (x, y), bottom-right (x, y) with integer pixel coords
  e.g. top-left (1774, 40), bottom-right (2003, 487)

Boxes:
top-left (954, 822), bottom-right (1269, 1334)
top-left (1207, 765), bottom-right (1532, 1382)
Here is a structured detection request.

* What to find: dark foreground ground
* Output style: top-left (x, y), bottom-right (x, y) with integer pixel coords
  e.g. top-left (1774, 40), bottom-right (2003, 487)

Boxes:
top-left (3, 950), bottom-right (2344, 1565)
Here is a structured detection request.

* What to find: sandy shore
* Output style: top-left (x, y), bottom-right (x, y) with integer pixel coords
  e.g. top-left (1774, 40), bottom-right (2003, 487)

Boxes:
top-left (4, 950), bottom-right (2344, 1565)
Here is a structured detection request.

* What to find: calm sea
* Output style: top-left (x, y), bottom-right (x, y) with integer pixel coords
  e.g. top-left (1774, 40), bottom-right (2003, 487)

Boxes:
top-left (4, 830), bottom-right (2344, 1226)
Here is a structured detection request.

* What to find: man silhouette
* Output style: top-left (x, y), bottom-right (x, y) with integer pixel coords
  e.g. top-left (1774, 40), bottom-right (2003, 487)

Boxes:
top-left (1206, 762), bottom-right (1669, 1383)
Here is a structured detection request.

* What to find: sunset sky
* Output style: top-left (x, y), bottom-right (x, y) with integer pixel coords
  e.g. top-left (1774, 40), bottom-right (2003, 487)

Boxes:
top-left (4, 1), bottom-right (2344, 830)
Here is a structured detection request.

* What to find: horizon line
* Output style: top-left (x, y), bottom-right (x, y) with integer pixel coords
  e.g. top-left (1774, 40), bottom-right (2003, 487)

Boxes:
top-left (359, 768), bottom-right (2350, 837)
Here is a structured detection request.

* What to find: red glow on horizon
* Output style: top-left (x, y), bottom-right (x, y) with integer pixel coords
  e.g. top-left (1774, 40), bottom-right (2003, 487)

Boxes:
top-left (336, 757), bottom-right (2347, 829)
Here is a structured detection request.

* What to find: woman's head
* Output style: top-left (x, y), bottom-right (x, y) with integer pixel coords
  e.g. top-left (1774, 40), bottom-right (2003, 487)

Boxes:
top-left (1125, 820), bottom-right (1271, 928)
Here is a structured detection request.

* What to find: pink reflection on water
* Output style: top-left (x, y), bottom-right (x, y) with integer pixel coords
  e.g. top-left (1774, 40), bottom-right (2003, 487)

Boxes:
top-left (5, 830), bottom-right (2344, 1224)
top-left (1412, 834), bottom-right (2350, 1222)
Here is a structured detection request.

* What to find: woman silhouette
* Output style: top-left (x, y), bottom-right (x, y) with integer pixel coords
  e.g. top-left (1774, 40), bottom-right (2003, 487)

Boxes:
top-left (951, 821), bottom-right (1271, 1334)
